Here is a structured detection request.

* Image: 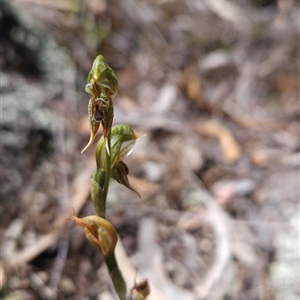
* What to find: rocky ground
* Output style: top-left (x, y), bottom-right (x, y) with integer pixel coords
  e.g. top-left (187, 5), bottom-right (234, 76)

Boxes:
top-left (1, 0), bottom-right (299, 299)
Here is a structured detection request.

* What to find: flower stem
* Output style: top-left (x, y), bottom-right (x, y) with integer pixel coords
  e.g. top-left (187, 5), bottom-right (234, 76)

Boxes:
top-left (105, 252), bottom-right (127, 300)
top-left (102, 131), bottom-right (112, 216)
top-left (91, 173), bottom-right (106, 219)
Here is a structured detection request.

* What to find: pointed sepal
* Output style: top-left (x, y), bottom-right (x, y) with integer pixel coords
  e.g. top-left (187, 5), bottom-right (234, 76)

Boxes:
top-left (81, 97), bottom-right (101, 153)
top-left (112, 161), bottom-right (141, 197)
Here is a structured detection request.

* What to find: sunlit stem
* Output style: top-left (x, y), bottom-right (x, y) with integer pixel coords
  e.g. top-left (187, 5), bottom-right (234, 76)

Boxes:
top-left (91, 173), bottom-right (106, 219)
top-left (101, 131), bottom-right (127, 298)
top-left (102, 130), bottom-right (112, 217)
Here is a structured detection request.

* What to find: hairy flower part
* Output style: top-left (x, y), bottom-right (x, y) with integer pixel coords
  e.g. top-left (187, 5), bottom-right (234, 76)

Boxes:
top-left (68, 213), bottom-right (118, 257)
top-left (95, 124), bottom-right (143, 170)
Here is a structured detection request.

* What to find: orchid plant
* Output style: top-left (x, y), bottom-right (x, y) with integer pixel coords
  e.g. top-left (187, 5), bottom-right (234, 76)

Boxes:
top-left (69, 55), bottom-right (149, 300)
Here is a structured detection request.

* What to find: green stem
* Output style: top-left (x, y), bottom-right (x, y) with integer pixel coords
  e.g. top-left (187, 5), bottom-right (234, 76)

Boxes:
top-left (105, 252), bottom-right (127, 300)
top-left (102, 130), bottom-right (112, 214)
top-left (101, 134), bottom-right (127, 299)
top-left (91, 171), bottom-right (106, 218)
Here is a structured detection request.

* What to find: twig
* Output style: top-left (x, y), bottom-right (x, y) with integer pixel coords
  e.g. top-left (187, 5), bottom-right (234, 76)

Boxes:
top-left (181, 165), bottom-right (233, 299)
top-left (49, 72), bottom-right (71, 291)
top-left (6, 158), bottom-right (94, 269)
top-left (115, 235), bottom-right (170, 300)
top-left (178, 151), bottom-right (233, 300)
top-left (137, 218), bottom-right (194, 300)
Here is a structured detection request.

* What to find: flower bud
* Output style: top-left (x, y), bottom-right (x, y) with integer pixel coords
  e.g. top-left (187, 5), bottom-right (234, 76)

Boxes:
top-left (68, 213), bottom-right (118, 257)
top-left (85, 55), bottom-right (118, 98)
top-left (130, 279), bottom-right (150, 300)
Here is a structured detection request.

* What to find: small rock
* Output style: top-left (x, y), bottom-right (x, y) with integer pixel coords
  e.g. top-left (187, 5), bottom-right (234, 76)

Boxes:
top-left (59, 277), bottom-right (76, 295)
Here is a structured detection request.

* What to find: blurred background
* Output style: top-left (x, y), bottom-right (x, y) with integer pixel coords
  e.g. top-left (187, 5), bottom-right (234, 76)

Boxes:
top-left (1, 0), bottom-right (299, 299)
